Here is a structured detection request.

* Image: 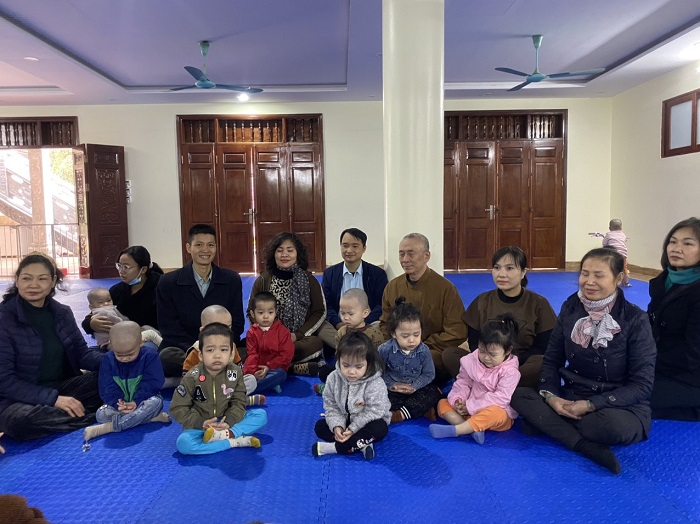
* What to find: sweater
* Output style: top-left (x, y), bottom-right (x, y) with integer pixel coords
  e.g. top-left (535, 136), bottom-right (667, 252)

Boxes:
top-left (98, 346), bottom-right (165, 407)
top-left (321, 260), bottom-right (388, 327)
top-left (322, 368), bottom-right (391, 433)
top-left (448, 350), bottom-right (520, 419)
top-left (541, 290), bottom-right (656, 436)
top-left (378, 338), bottom-right (435, 391)
top-left (249, 270), bottom-right (326, 341)
top-left (156, 262), bottom-right (244, 350)
top-left (243, 320), bottom-right (295, 374)
top-left (380, 268), bottom-right (466, 352)
top-left (169, 363), bottom-right (246, 430)
top-left (0, 295), bottom-right (103, 415)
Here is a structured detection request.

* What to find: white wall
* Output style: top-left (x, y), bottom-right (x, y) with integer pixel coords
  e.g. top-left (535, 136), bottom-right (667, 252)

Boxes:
top-left (1, 96), bottom-right (613, 269)
top-left (611, 61), bottom-right (700, 269)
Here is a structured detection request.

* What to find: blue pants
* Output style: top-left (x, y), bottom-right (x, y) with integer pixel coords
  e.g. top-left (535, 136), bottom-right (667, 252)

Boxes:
top-left (96, 395), bottom-right (163, 432)
top-left (256, 369), bottom-right (287, 392)
top-left (176, 408), bottom-right (267, 455)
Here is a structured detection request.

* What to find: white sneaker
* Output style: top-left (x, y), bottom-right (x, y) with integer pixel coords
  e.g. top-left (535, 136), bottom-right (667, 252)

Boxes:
top-left (141, 329), bottom-right (163, 346)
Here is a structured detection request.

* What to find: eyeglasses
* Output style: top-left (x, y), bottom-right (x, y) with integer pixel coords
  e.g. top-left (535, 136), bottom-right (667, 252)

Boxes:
top-left (115, 263), bottom-right (134, 272)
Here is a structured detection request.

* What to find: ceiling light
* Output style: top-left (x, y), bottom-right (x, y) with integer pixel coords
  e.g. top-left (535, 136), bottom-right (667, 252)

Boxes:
top-left (237, 93), bottom-right (249, 102)
top-left (23, 56), bottom-right (39, 61)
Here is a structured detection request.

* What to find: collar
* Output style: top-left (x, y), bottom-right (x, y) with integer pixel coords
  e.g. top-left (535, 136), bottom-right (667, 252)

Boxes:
top-left (192, 264), bottom-right (212, 284)
top-left (342, 262), bottom-right (363, 277)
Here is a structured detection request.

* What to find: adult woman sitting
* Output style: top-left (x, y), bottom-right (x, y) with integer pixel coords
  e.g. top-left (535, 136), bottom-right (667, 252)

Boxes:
top-left (0, 253), bottom-right (103, 441)
top-left (82, 246), bottom-right (163, 336)
top-left (442, 246), bottom-right (557, 387)
top-left (648, 217), bottom-right (700, 421)
top-left (511, 248), bottom-right (656, 474)
top-left (248, 232), bottom-right (325, 375)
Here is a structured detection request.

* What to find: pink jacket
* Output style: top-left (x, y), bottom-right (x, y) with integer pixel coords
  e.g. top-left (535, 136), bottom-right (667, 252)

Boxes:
top-left (447, 350), bottom-right (520, 419)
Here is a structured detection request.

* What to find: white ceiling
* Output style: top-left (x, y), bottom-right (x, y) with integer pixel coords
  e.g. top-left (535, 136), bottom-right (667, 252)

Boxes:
top-left (1, 0), bottom-right (700, 106)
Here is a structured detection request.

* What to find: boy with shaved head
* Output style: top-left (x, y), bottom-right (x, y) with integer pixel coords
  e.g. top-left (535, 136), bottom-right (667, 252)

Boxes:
top-left (84, 321), bottom-right (169, 442)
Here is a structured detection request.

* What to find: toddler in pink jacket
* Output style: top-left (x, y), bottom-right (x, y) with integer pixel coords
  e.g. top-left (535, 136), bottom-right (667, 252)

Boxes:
top-left (429, 314), bottom-right (520, 444)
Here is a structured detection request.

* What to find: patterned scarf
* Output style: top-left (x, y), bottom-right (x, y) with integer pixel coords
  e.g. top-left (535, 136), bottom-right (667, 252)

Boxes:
top-left (570, 290), bottom-right (620, 349)
top-left (275, 264), bottom-right (311, 333)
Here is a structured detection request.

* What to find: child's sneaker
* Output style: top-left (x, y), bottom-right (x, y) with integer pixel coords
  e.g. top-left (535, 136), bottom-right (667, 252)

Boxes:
top-left (362, 443), bottom-right (375, 461)
top-left (313, 383), bottom-right (325, 396)
top-left (203, 427), bottom-right (232, 443)
top-left (141, 329), bottom-right (163, 346)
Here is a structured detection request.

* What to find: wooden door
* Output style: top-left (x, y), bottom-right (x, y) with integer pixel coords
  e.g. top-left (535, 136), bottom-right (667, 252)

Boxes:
top-left (443, 143), bottom-right (458, 269)
top-left (253, 144), bottom-right (289, 272)
top-left (179, 143), bottom-right (217, 264)
top-left (288, 144), bottom-right (324, 273)
top-left (530, 139), bottom-right (565, 268)
top-left (457, 141), bottom-right (496, 269)
top-left (496, 141), bottom-right (530, 249)
top-left (216, 144), bottom-right (255, 273)
top-left (79, 144), bottom-right (129, 278)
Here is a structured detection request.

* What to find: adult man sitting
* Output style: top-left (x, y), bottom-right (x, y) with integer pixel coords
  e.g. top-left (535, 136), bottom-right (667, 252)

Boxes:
top-left (319, 228), bottom-right (388, 349)
top-left (380, 233), bottom-right (466, 383)
top-left (157, 224), bottom-right (244, 377)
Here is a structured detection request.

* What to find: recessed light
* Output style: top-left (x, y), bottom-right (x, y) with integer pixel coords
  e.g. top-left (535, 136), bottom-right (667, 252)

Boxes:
top-left (23, 56), bottom-right (39, 61)
top-left (237, 93), bottom-right (249, 102)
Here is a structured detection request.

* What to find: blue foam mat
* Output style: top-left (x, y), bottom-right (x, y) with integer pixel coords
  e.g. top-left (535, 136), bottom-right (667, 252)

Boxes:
top-left (1, 377), bottom-right (699, 523)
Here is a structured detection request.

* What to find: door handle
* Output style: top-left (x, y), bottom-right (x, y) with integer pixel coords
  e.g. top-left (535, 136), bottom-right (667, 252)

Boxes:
top-left (484, 204), bottom-right (495, 220)
top-left (243, 208), bottom-right (255, 224)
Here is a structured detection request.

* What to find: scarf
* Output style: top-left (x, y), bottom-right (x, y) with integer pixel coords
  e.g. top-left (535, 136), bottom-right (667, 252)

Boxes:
top-left (570, 290), bottom-right (620, 349)
top-left (274, 264), bottom-right (311, 333)
top-left (665, 266), bottom-right (700, 291)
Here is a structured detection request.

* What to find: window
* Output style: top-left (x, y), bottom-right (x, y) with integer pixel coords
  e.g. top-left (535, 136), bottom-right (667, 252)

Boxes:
top-left (662, 91), bottom-right (699, 157)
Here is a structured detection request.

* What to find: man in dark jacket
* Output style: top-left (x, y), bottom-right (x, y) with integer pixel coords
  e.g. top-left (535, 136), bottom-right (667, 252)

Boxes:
top-left (157, 224), bottom-right (244, 377)
top-left (319, 228), bottom-right (388, 349)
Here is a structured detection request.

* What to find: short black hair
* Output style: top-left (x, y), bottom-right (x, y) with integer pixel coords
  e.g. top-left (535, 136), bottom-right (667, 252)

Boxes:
top-left (479, 313), bottom-right (519, 354)
top-left (3, 253), bottom-right (64, 303)
top-left (250, 291), bottom-right (278, 311)
top-left (580, 247), bottom-right (624, 277)
top-left (387, 297), bottom-right (424, 334)
top-left (188, 224), bottom-right (217, 243)
top-left (339, 228), bottom-right (367, 247)
top-left (198, 322), bottom-right (234, 350)
top-left (336, 331), bottom-right (384, 377)
top-left (492, 246), bottom-right (529, 288)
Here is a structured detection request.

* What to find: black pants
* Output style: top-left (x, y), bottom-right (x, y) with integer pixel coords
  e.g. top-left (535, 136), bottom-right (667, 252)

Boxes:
top-left (651, 373), bottom-right (700, 421)
top-left (510, 387), bottom-right (646, 450)
top-left (314, 418), bottom-right (388, 454)
top-left (0, 372), bottom-right (102, 441)
top-left (159, 346), bottom-right (187, 378)
top-left (388, 384), bottom-right (442, 419)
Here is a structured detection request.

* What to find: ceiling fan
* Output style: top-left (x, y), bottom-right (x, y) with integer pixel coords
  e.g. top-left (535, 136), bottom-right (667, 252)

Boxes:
top-left (171, 40), bottom-right (263, 94)
top-left (495, 35), bottom-right (605, 92)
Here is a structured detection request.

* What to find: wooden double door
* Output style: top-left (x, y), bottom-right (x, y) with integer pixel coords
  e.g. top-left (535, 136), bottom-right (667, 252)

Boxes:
top-left (444, 139), bottom-right (565, 270)
top-left (179, 142), bottom-right (325, 273)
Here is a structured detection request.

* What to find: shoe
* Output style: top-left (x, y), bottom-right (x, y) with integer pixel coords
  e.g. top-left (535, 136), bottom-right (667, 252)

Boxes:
top-left (471, 431), bottom-right (485, 445)
top-left (362, 443), bottom-right (375, 461)
top-left (141, 329), bottom-right (163, 346)
top-left (313, 383), bottom-right (325, 396)
top-left (203, 427), bottom-right (231, 443)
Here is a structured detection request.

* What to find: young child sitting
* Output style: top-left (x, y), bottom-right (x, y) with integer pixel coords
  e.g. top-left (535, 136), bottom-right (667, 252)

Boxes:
top-left (87, 288), bottom-right (162, 348)
top-left (169, 323), bottom-right (268, 455)
top-left (312, 331), bottom-right (391, 460)
top-left (429, 314), bottom-right (521, 444)
top-left (181, 305), bottom-right (261, 404)
top-left (314, 289), bottom-right (385, 396)
top-left (378, 298), bottom-right (443, 423)
top-left (244, 292), bottom-right (294, 393)
top-left (84, 321), bottom-right (169, 442)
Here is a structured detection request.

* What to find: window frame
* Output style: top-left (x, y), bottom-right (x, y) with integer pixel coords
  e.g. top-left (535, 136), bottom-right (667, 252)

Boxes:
top-left (662, 91), bottom-right (699, 158)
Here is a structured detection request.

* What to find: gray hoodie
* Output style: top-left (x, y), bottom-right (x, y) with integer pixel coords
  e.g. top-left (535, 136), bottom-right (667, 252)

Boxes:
top-left (322, 368), bottom-right (391, 433)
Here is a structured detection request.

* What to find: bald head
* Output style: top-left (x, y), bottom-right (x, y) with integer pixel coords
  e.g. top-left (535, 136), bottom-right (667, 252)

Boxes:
top-left (110, 321), bottom-right (142, 360)
top-left (201, 305), bottom-right (232, 329)
top-left (341, 288), bottom-right (369, 310)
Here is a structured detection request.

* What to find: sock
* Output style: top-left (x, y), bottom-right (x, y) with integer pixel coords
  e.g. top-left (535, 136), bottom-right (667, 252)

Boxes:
top-left (229, 436), bottom-right (261, 448)
top-left (273, 385), bottom-right (283, 394)
top-left (574, 439), bottom-right (621, 474)
top-left (247, 394), bottom-right (266, 406)
top-left (313, 384), bottom-right (325, 396)
top-left (83, 422), bottom-right (114, 442)
top-left (471, 431), bottom-right (485, 445)
top-left (390, 410), bottom-right (405, 424)
top-left (429, 424), bottom-right (458, 439)
top-left (362, 443), bottom-right (375, 460)
top-left (423, 407), bottom-right (437, 422)
top-left (312, 441), bottom-right (337, 456)
top-left (290, 361), bottom-right (320, 376)
top-left (150, 412), bottom-right (171, 424)
top-left (203, 427), bottom-right (234, 443)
